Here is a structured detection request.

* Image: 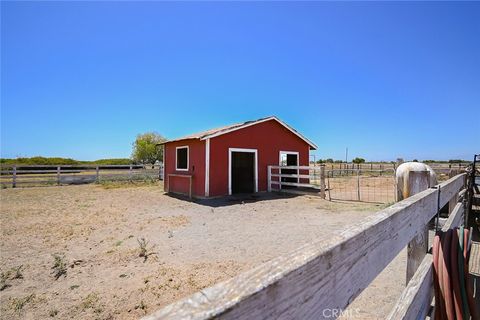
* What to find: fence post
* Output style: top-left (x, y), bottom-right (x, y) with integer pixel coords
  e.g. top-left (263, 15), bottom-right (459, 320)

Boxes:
top-left (57, 166), bottom-right (61, 185)
top-left (96, 166), bottom-right (99, 182)
top-left (129, 165), bottom-right (133, 182)
top-left (12, 165), bottom-right (16, 188)
top-left (267, 166), bottom-right (272, 192)
top-left (357, 169), bottom-right (360, 201)
top-left (405, 170), bottom-right (430, 284)
top-left (320, 165), bottom-right (325, 199)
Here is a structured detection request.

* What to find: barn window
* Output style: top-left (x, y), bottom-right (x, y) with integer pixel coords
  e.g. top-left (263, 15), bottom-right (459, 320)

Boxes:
top-left (176, 146), bottom-right (189, 171)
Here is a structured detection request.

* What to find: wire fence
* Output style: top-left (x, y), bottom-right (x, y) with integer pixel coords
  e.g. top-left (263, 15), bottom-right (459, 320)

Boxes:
top-left (326, 169), bottom-right (396, 203)
top-left (268, 165), bottom-right (396, 204)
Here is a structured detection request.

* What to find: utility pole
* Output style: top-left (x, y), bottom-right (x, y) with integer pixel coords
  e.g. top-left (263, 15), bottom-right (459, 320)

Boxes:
top-left (345, 147), bottom-right (348, 163)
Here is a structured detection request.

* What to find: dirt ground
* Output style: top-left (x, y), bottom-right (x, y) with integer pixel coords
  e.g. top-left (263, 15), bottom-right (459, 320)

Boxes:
top-left (1, 183), bottom-right (405, 319)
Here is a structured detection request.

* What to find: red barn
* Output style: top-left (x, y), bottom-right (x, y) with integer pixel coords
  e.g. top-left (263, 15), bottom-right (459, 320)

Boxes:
top-left (161, 116), bottom-right (317, 198)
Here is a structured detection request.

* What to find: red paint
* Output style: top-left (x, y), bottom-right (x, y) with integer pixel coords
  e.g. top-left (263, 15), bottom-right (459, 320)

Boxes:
top-left (164, 139), bottom-right (205, 196)
top-left (209, 120), bottom-right (310, 197)
top-left (163, 119), bottom-right (312, 198)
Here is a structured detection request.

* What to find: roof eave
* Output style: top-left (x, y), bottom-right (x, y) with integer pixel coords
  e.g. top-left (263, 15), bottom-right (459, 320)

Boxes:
top-left (200, 116), bottom-right (318, 150)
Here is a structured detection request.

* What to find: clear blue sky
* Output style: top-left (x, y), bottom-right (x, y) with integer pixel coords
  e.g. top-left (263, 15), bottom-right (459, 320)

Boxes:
top-left (1, 1), bottom-right (479, 161)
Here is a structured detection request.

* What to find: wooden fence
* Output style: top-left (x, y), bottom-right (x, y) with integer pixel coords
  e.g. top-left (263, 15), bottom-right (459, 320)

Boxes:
top-left (267, 165), bottom-right (326, 197)
top-left (143, 174), bottom-right (466, 320)
top-left (0, 164), bottom-right (164, 188)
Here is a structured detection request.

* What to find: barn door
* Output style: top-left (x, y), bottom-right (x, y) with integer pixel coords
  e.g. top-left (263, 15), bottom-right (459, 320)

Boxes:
top-left (231, 151), bottom-right (255, 194)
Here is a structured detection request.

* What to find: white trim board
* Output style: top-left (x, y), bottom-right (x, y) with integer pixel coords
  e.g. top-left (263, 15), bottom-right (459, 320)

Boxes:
top-left (175, 145), bottom-right (189, 171)
top-left (205, 139), bottom-right (210, 197)
top-left (201, 117), bottom-right (317, 150)
top-left (279, 151), bottom-right (299, 166)
top-left (228, 148), bottom-right (258, 195)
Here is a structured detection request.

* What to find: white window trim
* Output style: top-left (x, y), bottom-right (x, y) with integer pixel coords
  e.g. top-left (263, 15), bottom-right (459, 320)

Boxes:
top-left (279, 151), bottom-right (300, 186)
top-left (228, 148), bottom-right (258, 195)
top-left (175, 146), bottom-right (189, 171)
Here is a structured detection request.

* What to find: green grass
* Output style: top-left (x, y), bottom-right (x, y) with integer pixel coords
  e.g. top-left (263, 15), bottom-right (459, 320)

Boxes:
top-left (51, 254), bottom-right (67, 280)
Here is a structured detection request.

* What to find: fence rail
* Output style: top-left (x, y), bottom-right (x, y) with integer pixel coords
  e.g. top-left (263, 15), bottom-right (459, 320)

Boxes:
top-left (0, 164), bottom-right (164, 188)
top-left (267, 165), bottom-right (395, 203)
top-left (143, 174), bottom-right (466, 320)
top-left (319, 162), bottom-right (467, 173)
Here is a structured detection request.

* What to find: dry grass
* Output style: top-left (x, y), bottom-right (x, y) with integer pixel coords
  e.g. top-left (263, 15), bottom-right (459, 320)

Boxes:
top-left (51, 254), bottom-right (67, 280)
top-left (0, 183), bottom-right (401, 319)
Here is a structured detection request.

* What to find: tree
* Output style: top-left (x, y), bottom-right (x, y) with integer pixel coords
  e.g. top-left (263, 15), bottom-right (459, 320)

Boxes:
top-left (325, 158), bottom-right (334, 163)
top-left (131, 132), bottom-right (166, 166)
top-left (352, 157), bottom-right (365, 164)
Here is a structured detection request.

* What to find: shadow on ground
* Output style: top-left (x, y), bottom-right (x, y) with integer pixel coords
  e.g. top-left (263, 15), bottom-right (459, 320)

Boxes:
top-left (167, 191), bottom-right (304, 208)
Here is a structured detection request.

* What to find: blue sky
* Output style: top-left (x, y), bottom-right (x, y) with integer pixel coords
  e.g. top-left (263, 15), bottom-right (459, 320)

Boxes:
top-left (1, 2), bottom-right (479, 161)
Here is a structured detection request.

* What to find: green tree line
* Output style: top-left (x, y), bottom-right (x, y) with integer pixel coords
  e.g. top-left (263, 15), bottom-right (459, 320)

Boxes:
top-left (0, 157), bottom-right (134, 166)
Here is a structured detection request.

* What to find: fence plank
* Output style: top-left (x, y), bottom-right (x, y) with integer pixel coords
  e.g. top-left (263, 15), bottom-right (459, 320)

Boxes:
top-left (387, 254), bottom-right (433, 320)
top-left (270, 181), bottom-right (319, 188)
top-left (12, 165), bottom-right (16, 188)
top-left (143, 174), bottom-right (465, 320)
top-left (270, 174), bottom-right (311, 179)
top-left (441, 202), bottom-right (464, 232)
top-left (267, 166), bottom-right (272, 192)
top-left (389, 193), bottom-right (465, 320)
top-left (269, 165), bottom-right (318, 170)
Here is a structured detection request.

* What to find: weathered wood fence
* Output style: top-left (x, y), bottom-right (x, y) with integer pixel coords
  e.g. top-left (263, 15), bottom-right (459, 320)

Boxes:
top-left (143, 173), bottom-right (466, 320)
top-left (0, 164), bottom-right (164, 188)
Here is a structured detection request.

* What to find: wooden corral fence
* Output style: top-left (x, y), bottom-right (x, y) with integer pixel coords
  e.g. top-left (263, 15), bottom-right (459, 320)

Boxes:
top-left (0, 164), bottom-right (164, 188)
top-left (267, 165), bottom-right (326, 198)
top-left (267, 165), bottom-right (395, 203)
top-left (143, 174), bottom-right (467, 320)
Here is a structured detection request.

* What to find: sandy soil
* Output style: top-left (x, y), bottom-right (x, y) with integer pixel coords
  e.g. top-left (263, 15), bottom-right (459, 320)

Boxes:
top-left (1, 183), bottom-right (404, 319)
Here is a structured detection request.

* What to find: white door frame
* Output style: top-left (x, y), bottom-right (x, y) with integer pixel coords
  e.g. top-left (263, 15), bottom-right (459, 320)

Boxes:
top-left (228, 148), bottom-right (258, 195)
top-left (279, 151), bottom-right (299, 185)
top-left (205, 138), bottom-right (210, 197)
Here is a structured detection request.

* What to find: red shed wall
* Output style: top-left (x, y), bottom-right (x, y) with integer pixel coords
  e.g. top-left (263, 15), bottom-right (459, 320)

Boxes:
top-left (164, 139), bottom-right (205, 197)
top-left (208, 119), bottom-right (310, 197)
